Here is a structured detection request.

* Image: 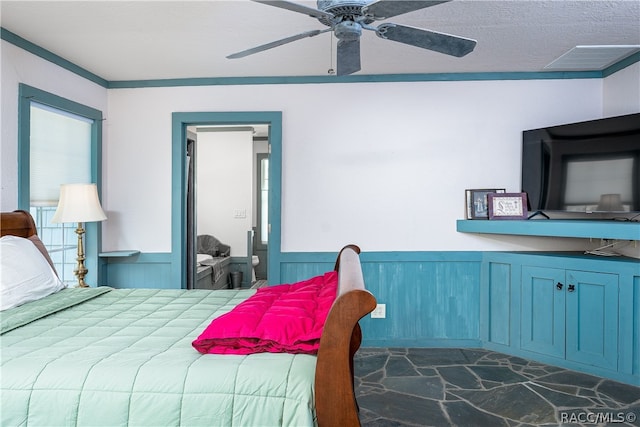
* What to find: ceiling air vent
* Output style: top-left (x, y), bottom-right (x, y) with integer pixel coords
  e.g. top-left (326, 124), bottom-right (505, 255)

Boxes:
top-left (544, 45), bottom-right (640, 71)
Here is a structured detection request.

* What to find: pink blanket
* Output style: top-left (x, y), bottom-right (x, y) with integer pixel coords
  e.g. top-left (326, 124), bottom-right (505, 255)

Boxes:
top-left (192, 271), bottom-right (338, 355)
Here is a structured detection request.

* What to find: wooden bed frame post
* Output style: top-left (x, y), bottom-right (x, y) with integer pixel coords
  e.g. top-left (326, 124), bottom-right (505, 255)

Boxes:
top-left (315, 245), bottom-right (377, 427)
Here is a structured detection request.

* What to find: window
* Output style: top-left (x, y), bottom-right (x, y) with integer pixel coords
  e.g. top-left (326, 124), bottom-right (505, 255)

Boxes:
top-left (18, 84), bottom-right (103, 286)
top-left (259, 156), bottom-right (269, 245)
top-left (30, 103), bottom-right (93, 283)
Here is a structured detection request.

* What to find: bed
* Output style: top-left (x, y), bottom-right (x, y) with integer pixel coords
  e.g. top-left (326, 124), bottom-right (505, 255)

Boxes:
top-left (0, 210), bottom-right (376, 426)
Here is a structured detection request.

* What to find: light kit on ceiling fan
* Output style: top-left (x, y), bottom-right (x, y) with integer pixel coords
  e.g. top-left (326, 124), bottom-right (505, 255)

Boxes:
top-left (227, 0), bottom-right (477, 76)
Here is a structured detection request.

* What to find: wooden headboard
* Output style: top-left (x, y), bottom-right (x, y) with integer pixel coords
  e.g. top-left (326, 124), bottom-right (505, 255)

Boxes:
top-left (1, 210), bottom-right (38, 238)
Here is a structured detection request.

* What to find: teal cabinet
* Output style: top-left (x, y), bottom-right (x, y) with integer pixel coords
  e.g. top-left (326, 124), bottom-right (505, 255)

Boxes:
top-left (481, 260), bottom-right (513, 347)
top-left (521, 266), bottom-right (566, 359)
top-left (521, 266), bottom-right (618, 370)
top-left (565, 270), bottom-right (618, 370)
top-left (481, 252), bottom-right (639, 386)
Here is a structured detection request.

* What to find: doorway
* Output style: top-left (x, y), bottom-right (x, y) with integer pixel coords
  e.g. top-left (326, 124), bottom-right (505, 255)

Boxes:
top-left (190, 125), bottom-right (269, 288)
top-left (171, 111), bottom-right (283, 290)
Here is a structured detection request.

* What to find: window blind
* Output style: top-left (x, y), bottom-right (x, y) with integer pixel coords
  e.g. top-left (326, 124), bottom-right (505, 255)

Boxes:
top-left (30, 102), bottom-right (92, 205)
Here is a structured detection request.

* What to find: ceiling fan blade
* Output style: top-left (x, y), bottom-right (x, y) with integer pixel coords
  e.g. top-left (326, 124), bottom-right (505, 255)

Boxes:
top-left (363, 0), bottom-right (450, 20)
top-left (337, 39), bottom-right (361, 76)
top-left (252, 0), bottom-right (334, 19)
top-left (227, 29), bottom-right (331, 59)
top-left (376, 23), bottom-right (476, 57)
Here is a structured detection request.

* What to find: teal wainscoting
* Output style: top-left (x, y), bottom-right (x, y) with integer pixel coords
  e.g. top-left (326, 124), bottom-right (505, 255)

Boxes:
top-left (100, 253), bottom-right (173, 289)
top-left (101, 250), bottom-right (483, 348)
top-left (279, 251), bottom-right (483, 348)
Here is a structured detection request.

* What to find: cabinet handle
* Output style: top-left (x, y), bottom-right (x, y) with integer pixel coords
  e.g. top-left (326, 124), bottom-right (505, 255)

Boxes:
top-left (556, 282), bottom-right (563, 290)
top-left (568, 284), bottom-right (575, 292)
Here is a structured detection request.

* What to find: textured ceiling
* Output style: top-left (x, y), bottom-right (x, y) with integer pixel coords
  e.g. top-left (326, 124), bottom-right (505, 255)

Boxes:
top-left (1, 0), bottom-right (639, 82)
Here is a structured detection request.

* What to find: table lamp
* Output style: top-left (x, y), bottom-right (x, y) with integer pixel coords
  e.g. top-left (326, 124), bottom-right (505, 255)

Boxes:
top-left (51, 183), bottom-right (107, 287)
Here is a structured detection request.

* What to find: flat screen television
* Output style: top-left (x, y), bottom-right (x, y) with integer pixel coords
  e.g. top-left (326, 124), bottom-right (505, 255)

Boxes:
top-left (522, 113), bottom-right (640, 220)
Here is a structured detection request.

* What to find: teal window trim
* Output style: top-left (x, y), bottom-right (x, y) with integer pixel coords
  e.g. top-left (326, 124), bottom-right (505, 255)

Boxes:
top-left (18, 83), bottom-right (104, 286)
top-left (171, 111), bottom-right (283, 289)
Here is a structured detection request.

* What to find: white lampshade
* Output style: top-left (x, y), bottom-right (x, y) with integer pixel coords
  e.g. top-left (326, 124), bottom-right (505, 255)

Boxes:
top-left (51, 183), bottom-right (107, 223)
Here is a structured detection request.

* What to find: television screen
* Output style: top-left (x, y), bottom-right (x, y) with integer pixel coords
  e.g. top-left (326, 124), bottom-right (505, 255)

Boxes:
top-left (522, 113), bottom-right (640, 218)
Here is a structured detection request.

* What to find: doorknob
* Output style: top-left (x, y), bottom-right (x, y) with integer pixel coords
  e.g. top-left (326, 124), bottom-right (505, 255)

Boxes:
top-left (556, 282), bottom-right (563, 290)
top-left (568, 284), bottom-right (575, 292)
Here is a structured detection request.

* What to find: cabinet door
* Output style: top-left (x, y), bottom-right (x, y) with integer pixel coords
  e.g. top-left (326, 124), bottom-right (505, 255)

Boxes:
top-left (565, 270), bottom-right (618, 370)
top-left (485, 261), bottom-right (512, 346)
top-left (521, 266), bottom-right (566, 358)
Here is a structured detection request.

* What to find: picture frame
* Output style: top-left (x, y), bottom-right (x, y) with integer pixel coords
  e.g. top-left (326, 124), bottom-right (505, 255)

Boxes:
top-left (466, 189), bottom-right (506, 219)
top-left (487, 192), bottom-right (529, 220)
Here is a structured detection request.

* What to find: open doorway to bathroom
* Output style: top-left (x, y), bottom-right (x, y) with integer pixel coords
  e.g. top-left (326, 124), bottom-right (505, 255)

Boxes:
top-left (188, 125), bottom-right (269, 290)
top-left (171, 111), bottom-right (282, 291)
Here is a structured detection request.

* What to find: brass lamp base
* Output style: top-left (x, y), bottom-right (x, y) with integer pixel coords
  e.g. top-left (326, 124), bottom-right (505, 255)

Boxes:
top-left (74, 222), bottom-right (89, 288)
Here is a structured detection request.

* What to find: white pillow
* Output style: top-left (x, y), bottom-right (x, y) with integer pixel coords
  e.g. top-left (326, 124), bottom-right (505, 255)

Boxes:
top-left (0, 235), bottom-right (66, 311)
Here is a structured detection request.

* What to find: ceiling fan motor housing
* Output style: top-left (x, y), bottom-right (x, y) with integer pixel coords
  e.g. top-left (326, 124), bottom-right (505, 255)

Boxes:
top-left (334, 21), bottom-right (362, 40)
top-left (316, 0), bottom-right (375, 26)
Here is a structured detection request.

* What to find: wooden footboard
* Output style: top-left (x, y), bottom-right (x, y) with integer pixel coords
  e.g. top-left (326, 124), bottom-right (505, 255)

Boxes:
top-left (315, 245), bottom-right (377, 427)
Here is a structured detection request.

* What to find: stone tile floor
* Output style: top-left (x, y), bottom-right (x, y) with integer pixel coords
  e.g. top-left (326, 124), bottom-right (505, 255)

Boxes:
top-left (354, 348), bottom-right (640, 427)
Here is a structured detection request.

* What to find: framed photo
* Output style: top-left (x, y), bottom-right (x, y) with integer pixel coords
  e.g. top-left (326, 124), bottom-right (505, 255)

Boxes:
top-left (488, 192), bottom-right (529, 220)
top-left (466, 189), bottom-right (506, 219)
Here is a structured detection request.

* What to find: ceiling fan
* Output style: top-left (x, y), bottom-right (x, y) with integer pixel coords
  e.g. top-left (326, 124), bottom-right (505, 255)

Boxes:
top-left (227, 0), bottom-right (477, 76)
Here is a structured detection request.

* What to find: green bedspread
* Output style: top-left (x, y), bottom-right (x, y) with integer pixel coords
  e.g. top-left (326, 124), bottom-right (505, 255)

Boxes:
top-left (1, 288), bottom-right (317, 427)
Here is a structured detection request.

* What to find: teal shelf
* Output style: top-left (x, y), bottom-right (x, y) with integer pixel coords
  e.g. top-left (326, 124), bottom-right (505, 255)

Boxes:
top-left (457, 220), bottom-right (640, 241)
top-left (99, 250), bottom-right (140, 258)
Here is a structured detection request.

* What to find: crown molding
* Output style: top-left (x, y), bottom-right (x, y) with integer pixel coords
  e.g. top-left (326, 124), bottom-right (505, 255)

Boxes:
top-left (3, 26), bottom-right (638, 90)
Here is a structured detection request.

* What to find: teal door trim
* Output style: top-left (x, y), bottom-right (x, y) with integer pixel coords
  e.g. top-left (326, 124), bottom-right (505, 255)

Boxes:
top-left (171, 111), bottom-right (282, 289)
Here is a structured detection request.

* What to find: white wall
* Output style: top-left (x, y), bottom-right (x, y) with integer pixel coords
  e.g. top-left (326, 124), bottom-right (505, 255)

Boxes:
top-left (0, 41), bottom-right (108, 209)
top-left (3, 42), bottom-right (638, 254)
top-left (603, 62), bottom-right (640, 116)
top-left (196, 130), bottom-right (253, 257)
top-left (104, 78), bottom-right (608, 253)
